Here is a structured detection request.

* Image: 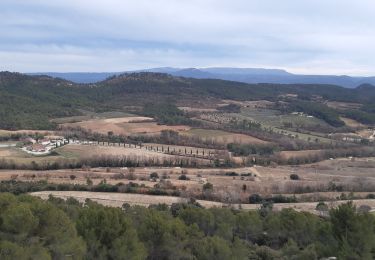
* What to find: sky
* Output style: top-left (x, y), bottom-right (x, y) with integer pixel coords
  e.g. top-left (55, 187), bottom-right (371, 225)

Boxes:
top-left (1, 0), bottom-right (375, 75)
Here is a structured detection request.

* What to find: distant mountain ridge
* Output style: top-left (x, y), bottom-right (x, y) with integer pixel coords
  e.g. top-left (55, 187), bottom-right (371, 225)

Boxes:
top-left (28, 67), bottom-right (375, 88)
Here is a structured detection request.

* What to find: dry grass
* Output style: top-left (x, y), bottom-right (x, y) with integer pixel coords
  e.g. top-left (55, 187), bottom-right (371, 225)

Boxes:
top-left (340, 117), bottom-right (365, 128)
top-left (277, 150), bottom-right (324, 160)
top-left (63, 117), bottom-right (190, 136)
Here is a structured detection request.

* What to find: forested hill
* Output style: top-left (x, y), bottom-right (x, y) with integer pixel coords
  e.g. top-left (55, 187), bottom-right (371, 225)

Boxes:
top-left (1, 71), bottom-right (375, 130)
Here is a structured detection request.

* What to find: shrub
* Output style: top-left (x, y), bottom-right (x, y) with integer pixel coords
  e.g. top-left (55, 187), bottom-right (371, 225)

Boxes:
top-left (150, 172), bottom-right (159, 179)
top-left (202, 182), bottom-right (213, 191)
top-left (178, 174), bottom-right (190, 181)
top-left (249, 194), bottom-right (263, 204)
top-left (225, 172), bottom-right (239, 176)
top-left (290, 174), bottom-right (300, 180)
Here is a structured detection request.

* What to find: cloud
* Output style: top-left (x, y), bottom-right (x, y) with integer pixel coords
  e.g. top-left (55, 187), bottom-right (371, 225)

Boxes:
top-left (0, 0), bottom-right (375, 75)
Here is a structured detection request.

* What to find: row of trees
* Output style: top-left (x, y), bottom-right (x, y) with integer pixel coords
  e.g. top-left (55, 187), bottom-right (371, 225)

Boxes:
top-left (0, 154), bottom-right (208, 171)
top-left (0, 193), bottom-right (374, 259)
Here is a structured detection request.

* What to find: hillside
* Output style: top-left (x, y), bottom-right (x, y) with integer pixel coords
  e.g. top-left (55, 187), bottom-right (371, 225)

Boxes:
top-left (1, 71), bottom-right (375, 129)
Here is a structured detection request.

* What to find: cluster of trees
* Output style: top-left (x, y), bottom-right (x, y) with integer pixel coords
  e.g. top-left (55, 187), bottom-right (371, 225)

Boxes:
top-left (0, 132), bottom-right (45, 142)
top-left (228, 119), bottom-right (262, 131)
top-left (1, 193), bottom-right (374, 259)
top-left (0, 72), bottom-right (90, 130)
top-left (343, 109), bottom-right (375, 125)
top-left (227, 143), bottom-right (277, 156)
top-left (217, 104), bottom-right (241, 113)
top-left (142, 102), bottom-right (193, 125)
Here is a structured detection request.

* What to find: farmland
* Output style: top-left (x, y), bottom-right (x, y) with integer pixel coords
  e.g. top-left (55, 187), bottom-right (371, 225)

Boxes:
top-left (182, 128), bottom-right (268, 145)
top-left (63, 116), bottom-right (190, 136)
top-left (30, 190), bottom-right (375, 214)
top-left (1, 156), bottom-right (375, 207)
top-left (1, 72), bottom-right (375, 225)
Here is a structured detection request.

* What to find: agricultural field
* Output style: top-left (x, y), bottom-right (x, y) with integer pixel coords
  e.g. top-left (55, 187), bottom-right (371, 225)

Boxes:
top-left (182, 128), bottom-right (268, 145)
top-left (30, 190), bottom-right (375, 214)
top-left (57, 143), bottom-right (177, 160)
top-left (31, 191), bottom-right (224, 208)
top-left (198, 110), bottom-right (333, 143)
top-left (0, 156), bottom-right (372, 215)
top-left (340, 117), bottom-right (365, 128)
top-left (2, 157), bottom-right (374, 209)
top-left (276, 149), bottom-right (324, 160)
top-left (326, 101), bottom-right (362, 110)
top-left (62, 116), bottom-right (190, 136)
top-left (239, 107), bottom-right (330, 129)
top-left (51, 111), bottom-right (137, 124)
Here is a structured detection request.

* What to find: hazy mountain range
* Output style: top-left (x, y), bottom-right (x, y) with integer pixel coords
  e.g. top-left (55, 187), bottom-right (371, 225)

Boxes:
top-left (29, 67), bottom-right (375, 88)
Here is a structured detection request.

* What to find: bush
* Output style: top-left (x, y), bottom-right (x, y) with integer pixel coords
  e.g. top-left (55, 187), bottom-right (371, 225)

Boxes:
top-left (178, 174), bottom-right (190, 181)
top-left (249, 194), bottom-right (263, 204)
top-left (290, 174), bottom-right (300, 180)
top-left (225, 172), bottom-right (239, 176)
top-left (202, 182), bottom-right (213, 191)
top-left (150, 172), bottom-right (159, 179)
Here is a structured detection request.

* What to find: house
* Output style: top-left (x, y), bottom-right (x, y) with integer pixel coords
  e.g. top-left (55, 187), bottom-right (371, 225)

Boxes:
top-left (27, 144), bottom-right (47, 153)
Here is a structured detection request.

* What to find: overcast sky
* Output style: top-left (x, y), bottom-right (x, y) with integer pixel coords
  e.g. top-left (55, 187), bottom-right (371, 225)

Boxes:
top-left (1, 0), bottom-right (375, 75)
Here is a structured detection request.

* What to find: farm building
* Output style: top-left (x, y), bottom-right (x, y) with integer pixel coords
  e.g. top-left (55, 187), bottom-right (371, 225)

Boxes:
top-left (27, 144), bottom-right (47, 153)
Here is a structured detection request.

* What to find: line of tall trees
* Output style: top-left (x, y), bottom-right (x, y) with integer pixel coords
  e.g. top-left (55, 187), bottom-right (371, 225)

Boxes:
top-left (0, 154), bottom-right (209, 171)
